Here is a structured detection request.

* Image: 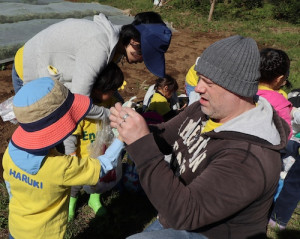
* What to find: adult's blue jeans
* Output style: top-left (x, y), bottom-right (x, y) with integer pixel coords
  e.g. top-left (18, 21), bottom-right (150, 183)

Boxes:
top-left (270, 140), bottom-right (300, 226)
top-left (12, 63), bottom-right (23, 94)
top-left (126, 219), bottom-right (207, 239)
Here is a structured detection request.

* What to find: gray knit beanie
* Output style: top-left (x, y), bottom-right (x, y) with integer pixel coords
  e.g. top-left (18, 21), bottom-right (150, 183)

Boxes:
top-left (194, 35), bottom-right (260, 97)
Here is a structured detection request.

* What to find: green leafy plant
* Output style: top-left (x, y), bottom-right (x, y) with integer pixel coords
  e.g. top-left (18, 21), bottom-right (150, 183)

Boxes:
top-left (269, 0), bottom-right (300, 24)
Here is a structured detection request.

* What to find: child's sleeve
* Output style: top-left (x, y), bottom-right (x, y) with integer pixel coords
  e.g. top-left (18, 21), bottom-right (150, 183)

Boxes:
top-left (86, 104), bottom-right (110, 121)
top-left (63, 135), bottom-right (78, 155)
top-left (97, 138), bottom-right (124, 177)
top-left (63, 121), bottom-right (83, 155)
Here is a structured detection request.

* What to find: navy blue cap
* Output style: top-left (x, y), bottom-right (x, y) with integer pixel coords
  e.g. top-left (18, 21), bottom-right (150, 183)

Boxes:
top-left (134, 24), bottom-right (172, 78)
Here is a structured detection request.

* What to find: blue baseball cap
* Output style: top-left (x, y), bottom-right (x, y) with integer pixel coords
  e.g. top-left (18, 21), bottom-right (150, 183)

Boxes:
top-left (134, 24), bottom-right (172, 78)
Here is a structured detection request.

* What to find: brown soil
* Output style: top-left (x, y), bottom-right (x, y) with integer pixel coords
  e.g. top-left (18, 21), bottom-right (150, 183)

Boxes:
top-left (0, 29), bottom-right (223, 181)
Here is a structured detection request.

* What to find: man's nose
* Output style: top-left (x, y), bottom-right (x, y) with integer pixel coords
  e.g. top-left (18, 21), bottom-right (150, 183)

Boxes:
top-left (195, 80), bottom-right (206, 94)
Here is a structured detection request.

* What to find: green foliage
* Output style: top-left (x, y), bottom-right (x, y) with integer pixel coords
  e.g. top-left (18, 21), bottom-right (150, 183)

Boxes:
top-left (98, 0), bottom-right (153, 15)
top-left (64, 190), bottom-right (156, 239)
top-left (0, 182), bottom-right (9, 231)
top-left (231, 0), bottom-right (263, 9)
top-left (213, 1), bottom-right (270, 21)
top-left (166, 0), bottom-right (210, 13)
top-left (268, 0), bottom-right (300, 24)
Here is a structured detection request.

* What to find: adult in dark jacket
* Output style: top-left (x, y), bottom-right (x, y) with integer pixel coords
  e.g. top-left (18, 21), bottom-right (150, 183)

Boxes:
top-left (109, 35), bottom-right (290, 239)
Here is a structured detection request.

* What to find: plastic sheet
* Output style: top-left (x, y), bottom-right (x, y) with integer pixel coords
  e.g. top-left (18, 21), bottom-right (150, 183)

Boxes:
top-left (0, 0), bottom-right (133, 63)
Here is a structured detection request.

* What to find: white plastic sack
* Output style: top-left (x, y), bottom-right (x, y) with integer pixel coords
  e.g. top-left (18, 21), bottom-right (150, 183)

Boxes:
top-left (84, 118), bottom-right (122, 194)
top-left (0, 96), bottom-right (18, 124)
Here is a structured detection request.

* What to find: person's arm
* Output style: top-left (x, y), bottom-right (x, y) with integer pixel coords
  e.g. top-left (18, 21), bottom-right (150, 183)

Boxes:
top-left (276, 99), bottom-right (293, 138)
top-left (63, 135), bottom-right (78, 155)
top-left (63, 137), bottom-right (124, 186)
top-left (148, 103), bottom-right (202, 151)
top-left (126, 139), bottom-right (268, 230)
top-left (86, 104), bottom-right (110, 121)
top-left (63, 120), bottom-right (83, 155)
top-left (109, 102), bottom-right (198, 147)
top-left (162, 109), bottom-right (177, 121)
top-left (83, 136), bottom-right (124, 194)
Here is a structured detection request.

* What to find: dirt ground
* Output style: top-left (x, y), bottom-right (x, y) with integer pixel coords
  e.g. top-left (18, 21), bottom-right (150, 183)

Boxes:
top-left (0, 29), bottom-right (224, 180)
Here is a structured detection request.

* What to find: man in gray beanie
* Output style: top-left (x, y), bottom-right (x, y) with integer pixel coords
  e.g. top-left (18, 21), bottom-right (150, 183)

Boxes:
top-left (110, 35), bottom-right (290, 239)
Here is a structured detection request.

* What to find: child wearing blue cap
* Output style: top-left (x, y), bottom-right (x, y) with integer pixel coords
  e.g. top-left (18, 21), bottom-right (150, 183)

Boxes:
top-left (3, 77), bottom-right (124, 239)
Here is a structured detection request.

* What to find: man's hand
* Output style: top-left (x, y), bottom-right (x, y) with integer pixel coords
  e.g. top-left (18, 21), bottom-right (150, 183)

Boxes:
top-left (109, 102), bottom-right (150, 145)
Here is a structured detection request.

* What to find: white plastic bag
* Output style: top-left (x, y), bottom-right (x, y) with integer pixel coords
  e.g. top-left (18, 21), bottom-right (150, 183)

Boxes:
top-left (84, 118), bottom-right (122, 193)
top-left (0, 96), bottom-right (18, 124)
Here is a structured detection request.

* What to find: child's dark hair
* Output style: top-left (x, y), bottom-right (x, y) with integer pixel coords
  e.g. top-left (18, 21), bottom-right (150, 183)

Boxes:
top-left (154, 75), bottom-right (178, 92)
top-left (93, 62), bottom-right (124, 93)
top-left (132, 12), bottom-right (165, 25)
top-left (259, 48), bottom-right (290, 84)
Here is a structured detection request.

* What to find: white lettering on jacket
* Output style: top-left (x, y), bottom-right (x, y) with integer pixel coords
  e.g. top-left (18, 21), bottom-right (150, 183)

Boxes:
top-left (176, 118), bottom-right (210, 174)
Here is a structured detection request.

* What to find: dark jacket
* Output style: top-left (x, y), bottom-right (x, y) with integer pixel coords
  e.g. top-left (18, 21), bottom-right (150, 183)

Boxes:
top-left (126, 97), bottom-right (290, 239)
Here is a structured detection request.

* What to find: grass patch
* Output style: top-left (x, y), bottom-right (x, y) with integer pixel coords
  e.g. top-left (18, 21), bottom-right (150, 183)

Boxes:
top-left (64, 189), bottom-right (157, 239)
top-left (267, 205), bottom-right (300, 239)
top-left (0, 182), bottom-right (9, 238)
top-left (1, 179), bottom-right (299, 238)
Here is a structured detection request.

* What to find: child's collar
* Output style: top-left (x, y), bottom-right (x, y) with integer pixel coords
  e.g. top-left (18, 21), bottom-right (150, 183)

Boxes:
top-left (258, 84), bottom-right (273, 91)
top-left (258, 84), bottom-right (288, 99)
